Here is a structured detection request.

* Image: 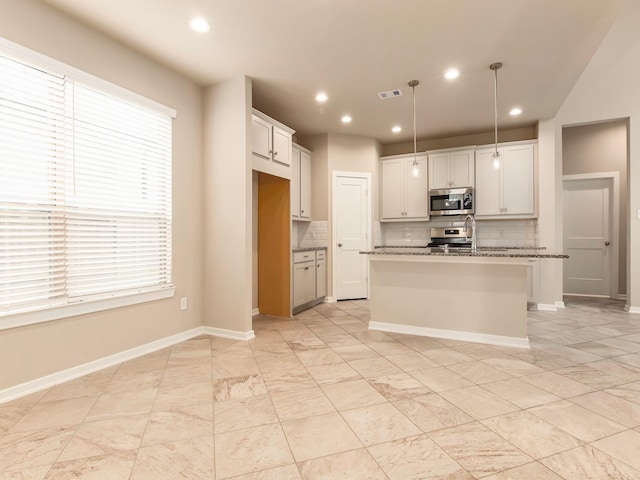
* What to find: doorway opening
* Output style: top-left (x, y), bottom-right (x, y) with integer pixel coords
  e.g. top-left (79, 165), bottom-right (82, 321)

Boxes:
top-left (561, 119), bottom-right (628, 300)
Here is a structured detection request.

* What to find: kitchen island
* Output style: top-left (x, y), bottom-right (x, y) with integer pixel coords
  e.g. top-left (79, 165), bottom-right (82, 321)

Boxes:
top-left (361, 247), bottom-right (568, 348)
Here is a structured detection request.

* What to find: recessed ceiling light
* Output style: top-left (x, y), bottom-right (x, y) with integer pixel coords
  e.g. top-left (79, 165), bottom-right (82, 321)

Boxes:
top-left (510, 107), bottom-right (523, 116)
top-left (315, 92), bottom-right (328, 103)
top-left (444, 68), bottom-right (460, 80)
top-left (189, 17), bottom-right (211, 33)
top-left (392, 126), bottom-right (402, 133)
top-left (341, 115), bottom-right (352, 124)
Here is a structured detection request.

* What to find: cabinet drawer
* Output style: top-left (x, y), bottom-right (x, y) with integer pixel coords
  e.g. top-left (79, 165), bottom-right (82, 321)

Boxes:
top-left (316, 250), bottom-right (326, 260)
top-left (293, 251), bottom-right (315, 263)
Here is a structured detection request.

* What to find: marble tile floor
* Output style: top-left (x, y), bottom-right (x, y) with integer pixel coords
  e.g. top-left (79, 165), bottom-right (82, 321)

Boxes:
top-left (2, 296), bottom-right (640, 478)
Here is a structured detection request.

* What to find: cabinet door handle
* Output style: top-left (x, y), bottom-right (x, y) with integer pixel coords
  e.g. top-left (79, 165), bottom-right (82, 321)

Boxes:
top-left (268, 149), bottom-right (272, 154)
top-left (605, 241), bottom-right (610, 246)
top-left (304, 266), bottom-right (309, 270)
top-left (274, 151), bottom-right (278, 156)
top-left (301, 210), bottom-right (304, 214)
top-left (338, 243), bottom-right (343, 247)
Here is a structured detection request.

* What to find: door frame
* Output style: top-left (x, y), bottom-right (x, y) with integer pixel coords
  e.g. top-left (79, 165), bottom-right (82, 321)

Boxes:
top-left (331, 171), bottom-right (372, 302)
top-left (562, 172), bottom-right (620, 299)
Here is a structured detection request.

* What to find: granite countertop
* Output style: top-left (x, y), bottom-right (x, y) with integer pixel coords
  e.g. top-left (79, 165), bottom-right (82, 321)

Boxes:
top-left (361, 246), bottom-right (568, 259)
top-left (292, 246), bottom-right (328, 252)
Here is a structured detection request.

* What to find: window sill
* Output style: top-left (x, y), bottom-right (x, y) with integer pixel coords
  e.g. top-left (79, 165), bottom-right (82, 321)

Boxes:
top-left (0, 286), bottom-right (176, 332)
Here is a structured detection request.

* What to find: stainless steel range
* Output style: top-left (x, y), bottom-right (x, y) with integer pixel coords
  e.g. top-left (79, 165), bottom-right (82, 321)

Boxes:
top-left (427, 227), bottom-right (473, 248)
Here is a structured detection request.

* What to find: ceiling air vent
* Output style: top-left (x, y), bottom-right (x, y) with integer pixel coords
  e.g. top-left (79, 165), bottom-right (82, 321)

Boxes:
top-left (377, 89), bottom-right (403, 100)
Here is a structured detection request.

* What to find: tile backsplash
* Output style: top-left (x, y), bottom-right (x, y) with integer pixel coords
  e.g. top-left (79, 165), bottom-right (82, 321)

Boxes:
top-left (295, 220), bottom-right (328, 248)
top-left (379, 218), bottom-right (539, 248)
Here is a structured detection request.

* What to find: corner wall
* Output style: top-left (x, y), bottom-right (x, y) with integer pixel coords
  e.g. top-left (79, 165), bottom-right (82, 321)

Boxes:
top-left (203, 77), bottom-right (253, 334)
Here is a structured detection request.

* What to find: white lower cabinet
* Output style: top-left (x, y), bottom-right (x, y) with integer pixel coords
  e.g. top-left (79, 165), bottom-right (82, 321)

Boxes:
top-left (527, 258), bottom-right (539, 304)
top-left (316, 251), bottom-right (326, 299)
top-left (293, 249), bottom-right (326, 311)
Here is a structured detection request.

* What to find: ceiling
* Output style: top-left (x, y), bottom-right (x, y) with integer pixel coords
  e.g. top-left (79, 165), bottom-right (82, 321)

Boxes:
top-left (39, 0), bottom-right (623, 145)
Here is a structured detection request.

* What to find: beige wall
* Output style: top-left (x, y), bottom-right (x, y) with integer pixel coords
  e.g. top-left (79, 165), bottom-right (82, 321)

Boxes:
top-left (555, 0), bottom-right (640, 310)
top-left (203, 77), bottom-right (253, 333)
top-left (0, 0), bottom-right (204, 389)
top-left (563, 120), bottom-right (628, 295)
top-left (381, 126), bottom-right (537, 156)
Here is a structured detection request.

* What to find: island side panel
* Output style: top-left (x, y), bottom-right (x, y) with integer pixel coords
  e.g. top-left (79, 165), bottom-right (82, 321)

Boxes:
top-left (369, 258), bottom-right (528, 342)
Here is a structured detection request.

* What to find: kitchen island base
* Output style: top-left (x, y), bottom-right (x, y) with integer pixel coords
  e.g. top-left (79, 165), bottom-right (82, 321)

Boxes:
top-left (368, 256), bottom-right (531, 348)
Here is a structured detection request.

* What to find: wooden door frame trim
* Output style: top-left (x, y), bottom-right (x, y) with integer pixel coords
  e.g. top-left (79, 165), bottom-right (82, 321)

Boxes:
top-left (331, 171), bottom-right (372, 302)
top-left (562, 172), bottom-right (620, 299)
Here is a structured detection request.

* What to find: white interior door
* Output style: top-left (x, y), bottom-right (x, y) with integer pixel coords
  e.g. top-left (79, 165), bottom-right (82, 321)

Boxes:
top-left (335, 174), bottom-right (369, 300)
top-left (563, 178), bottom-right (611, 296)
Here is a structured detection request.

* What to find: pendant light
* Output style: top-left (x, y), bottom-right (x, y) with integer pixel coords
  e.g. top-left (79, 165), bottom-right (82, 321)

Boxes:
top-left (409, 80), bottom-right (420, 177)
top-left (490, 62), bottom-right (502, 170)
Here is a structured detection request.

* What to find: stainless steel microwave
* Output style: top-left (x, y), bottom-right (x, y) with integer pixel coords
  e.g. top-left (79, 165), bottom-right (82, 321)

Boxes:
top-left (429, 187), bottom-right (474, 216)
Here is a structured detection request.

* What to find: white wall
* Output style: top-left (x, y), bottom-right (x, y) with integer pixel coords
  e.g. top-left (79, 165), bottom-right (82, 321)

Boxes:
top-left (203, 77), bottom-right (254, 333)
top-left (0, 0), bottom-right (204, 389)
top-left (553, 0), bottom-right (640, 310)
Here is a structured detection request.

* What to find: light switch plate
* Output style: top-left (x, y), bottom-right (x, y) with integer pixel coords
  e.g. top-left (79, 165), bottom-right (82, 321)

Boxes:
top-left (180, 297), bottom-right (187, 310)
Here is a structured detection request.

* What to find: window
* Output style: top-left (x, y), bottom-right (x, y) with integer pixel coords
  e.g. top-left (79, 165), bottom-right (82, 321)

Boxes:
top-left (0, 39), bottom-right (175, 328)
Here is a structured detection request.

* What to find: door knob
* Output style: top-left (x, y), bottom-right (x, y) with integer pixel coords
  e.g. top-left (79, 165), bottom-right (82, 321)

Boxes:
top-left (605, 241), bottom-right (610, 246)
top-left (338, 243), bottom-right (343, 247)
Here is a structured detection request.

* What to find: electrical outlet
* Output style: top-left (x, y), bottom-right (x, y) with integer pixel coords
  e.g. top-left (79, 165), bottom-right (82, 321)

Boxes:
top-left (180, 297), bottom-right (187, 311)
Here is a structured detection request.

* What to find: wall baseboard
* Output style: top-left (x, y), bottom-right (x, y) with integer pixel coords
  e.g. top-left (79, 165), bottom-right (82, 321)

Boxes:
top-left (0, 326), bottom-right (255, 405)
top-left (625, 305), bottom-right (640, 314)
top-left (201, 327), bottom-right (255, 341)
top-left (369, 321), bottom-right (530, 349)
top-left (537, 303), bottom-right (559, 312)
top-left (251, 308), bottom-right (260, 316)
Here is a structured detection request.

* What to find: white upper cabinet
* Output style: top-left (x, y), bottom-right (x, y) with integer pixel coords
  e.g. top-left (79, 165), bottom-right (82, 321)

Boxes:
top-left (299, 150), bottom-right (311, 220)
top-left (291, 144), bottom-right (312, 221)
top-left (251, 109), bottom-right (294, 179)
top-left (428, 149), bottom-right (475, 189)
top-left (380, 154), bottom-right (428, 221)
top-left (475, 142), bottom-right (536, 218)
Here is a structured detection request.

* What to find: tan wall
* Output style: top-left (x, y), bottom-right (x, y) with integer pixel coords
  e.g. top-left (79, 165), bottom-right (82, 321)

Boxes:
top-left (203, 77), bottom-right (253, 333)
top-left (381, 126), bottom-right (537, 156)
top-left (563, 120), bottom-right (628, 295)
top-left (0, 0), bottom-right (204, 389)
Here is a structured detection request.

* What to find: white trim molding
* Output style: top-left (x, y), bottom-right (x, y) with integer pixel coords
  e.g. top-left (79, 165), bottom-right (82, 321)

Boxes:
top-left (0, 326), bottom-right (255, 404)
top-left (537, 304), bottom-right (559, 312)
top-left (625, 305), bottom-right (640, 314)
top-left (369, 321), bottom-right (530, 349)
top-left (252, 308), bottom-right (260, 316)
top-left (201, 327), bottom-right (255, 341)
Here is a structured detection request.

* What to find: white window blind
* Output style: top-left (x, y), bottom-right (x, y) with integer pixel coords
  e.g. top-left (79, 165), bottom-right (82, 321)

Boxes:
top-left (0, 49), bottom-right (173, 319)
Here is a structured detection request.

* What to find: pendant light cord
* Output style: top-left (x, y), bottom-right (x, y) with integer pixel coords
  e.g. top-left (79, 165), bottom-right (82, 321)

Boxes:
top-left (408, 79), bottom-right (419, 169)
top-left (413, 83), bottom-right (417, 161)
top-left (493, 66), bottom-right (498, 156)
top-left (490, 62), bottom-right (502, 158)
